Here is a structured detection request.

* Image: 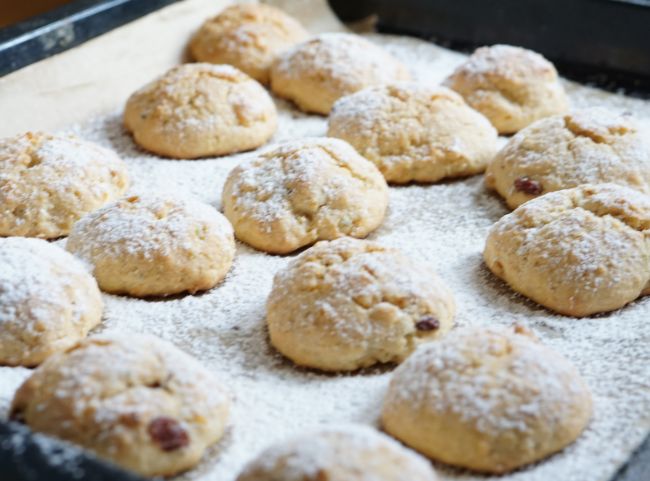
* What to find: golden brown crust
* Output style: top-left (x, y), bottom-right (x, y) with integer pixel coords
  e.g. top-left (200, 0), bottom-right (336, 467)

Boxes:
top-left (0, 131), bottom-right (129, 238)
top-left (485, 108), bottom-right (650, 209)
top-left (266, 237), bottom-right (455, 371)
top-left (236, 425), bottom-right (438, 481)
top-left (328, 83), bottom-right (498, 183)
top-left (0, 238), bottom-right (102, 367)
top-left (484, 183), bottom-right (650, 316)
top-left (270, 33), bottom-right (410, 115)
top-left (124, 63), bottom-right (277, 159)
top-left (10, 333), bottom-right (231, 477)
top-left (382, 325), bottom-right (593, 473)
top-left (222, 138), bottom-right (388, 254)
top-left (66, 194), bottom-right (235, 297)
top-left (189, 4), bottom-right (308, 84)
top-left (444, 45), bottom-right (568, 134)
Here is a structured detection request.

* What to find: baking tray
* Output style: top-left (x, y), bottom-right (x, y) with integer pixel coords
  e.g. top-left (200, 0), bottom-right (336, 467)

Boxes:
top-left (0, 1), bottom-right (649, 480)
top-left (0, 0), bottom-right (180, 76)
top-left (329, 0), bottom-right (650, 97)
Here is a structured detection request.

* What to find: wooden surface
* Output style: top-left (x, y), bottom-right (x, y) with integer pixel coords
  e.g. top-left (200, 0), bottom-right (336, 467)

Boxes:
top-left (0, 0), bottom-right (75, 28)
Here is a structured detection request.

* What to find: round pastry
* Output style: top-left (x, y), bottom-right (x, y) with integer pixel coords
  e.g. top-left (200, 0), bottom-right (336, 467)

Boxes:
top-left (66, 194), bottom-right (235, 297)
top-left (266, 237), bottom-right (455, 371)
top-left (327, 83), bottom-right (498, 184)
top-left (270, 33), bottom-right (410, 114)
top-left (381, 325), bottom-right (593, 473)
top-left (237, 425), bottom-right (437, 481)
top-left (222, 138), bottom-right (388, 254)
top-left (0, 131), bottom-right (129, 238)
top-left (444, 44), bottom-right (568, 134)
top-left (485, 108), bottom-right (650, 209)
top-left (189, 4), bottom-right (308, 84)
top-left (124, 63), bottom-right (277, 159)
top-left (484, 183), bottom-right (650, 317)
top-left (10, 332), bottom-right (231, 477)
top-left (0, 237), bottom-right (102, 367)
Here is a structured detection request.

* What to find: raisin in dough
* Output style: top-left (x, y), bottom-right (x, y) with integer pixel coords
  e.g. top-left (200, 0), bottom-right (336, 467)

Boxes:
top-left (0, 237), bottom-right (102, 367)
top-left (266, 237), bottom-right (455, 371)
top-left (10, 333), bottom-right (231, 477)
top-left (124, 63), bottom-right (277, 159)
top-left (484, 183), bottom-right (650, 316)
top-left (328, 83), bottom-right (498, 184)
top-left (382, 325), bottom-right (592, 473)
top-left (237, 425), bottom-right (437, 481)
top-left (190, 4), bottom-right (308, 84)
top-left (444, 45), bottom-right (568, 134)
top-left (270, 33), bottom-right (410, 115)
top-left (485, 108), bottom-right (650, 209)
top-left (66, 194), bottom-right (235, 297)
top-left (222, 138), bottom-right (388, 254)
top-left (0, 131), bottom-right (129, 238)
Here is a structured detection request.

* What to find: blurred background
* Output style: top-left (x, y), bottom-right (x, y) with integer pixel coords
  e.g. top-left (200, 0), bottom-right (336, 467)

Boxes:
top-left (0, 0), bottom-right (76, 28)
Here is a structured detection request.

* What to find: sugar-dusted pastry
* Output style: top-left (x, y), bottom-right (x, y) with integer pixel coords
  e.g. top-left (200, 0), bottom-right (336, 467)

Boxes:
top-left (485, 108), bottom-right (650, 208)
top-left (66, 194), bottom-right (235, 297)
top-left (444, 44), bottom-right (568, 134)
top-left (190, 4), bottom-right (308, 84)
top-left (484, 183), bottom-right (650, 316)
top-left (222, 138), bottom-right (388, 254)
top-left (328, 83), bottom-right (498, 184)
top-left (0, 237), bottom-right (102, 367)
top-left (124, 63), bottom-right (277, 158)
top-left (266, 237), bottom-right (455, 371)
top-left (237, 425), bottom-right (438, 481)
top-left (270, 33), bottom-right (410, 115)
top-left (382, 325), bottom-right (593, 473)
top-left (10, 333), bottom-right (231, 477)
top-left (0, 131), bottom-right (129, 238)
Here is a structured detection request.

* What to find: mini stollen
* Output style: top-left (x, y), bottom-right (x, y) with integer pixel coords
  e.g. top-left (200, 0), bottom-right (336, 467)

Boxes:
top-left (381, 325), bottom-right (593, 473)
top-left (66, 194), bottom-right (236, 297)
top-left (444, 44), bottom-right (568, 134)
top-left (124, 63), bottom-right (277, 159)
top-left (222, 137), bottom-right (388, 254)
top-left (236, 425), bottom-right (438, 481)
top-left (266, 237), bottom-right (455, 371)
top-left (485, 108), bottom-right (650, 209)
top-left (0, 131), bottom-right (129, 238)
top-left (484, 183), bottom-right (650, 316)
top-left (270, 33), bottom-right (410, 114)
top-left (10, 332), bottom-right (231, 477)
top-left (0, 237), bottom-right (102, 367)
top-left (190, 3), bottom-right (308, 84)
top-left (328, 83), bottom-right (498, 184)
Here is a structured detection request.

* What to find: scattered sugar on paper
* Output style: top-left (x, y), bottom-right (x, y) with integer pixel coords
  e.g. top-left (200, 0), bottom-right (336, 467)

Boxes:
top-left (0, 26), bottom-right (648, 481)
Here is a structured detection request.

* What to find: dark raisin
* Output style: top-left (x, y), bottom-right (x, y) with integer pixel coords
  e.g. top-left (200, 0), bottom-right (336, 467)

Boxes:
top-left (415, 316), bottom-right (440, 331)
top-left (514, 177), bottom-right (543, 195)
top-left (148, 416), bottom-right (190, 451)
top-left (9, 409), bottom-right (25, 423)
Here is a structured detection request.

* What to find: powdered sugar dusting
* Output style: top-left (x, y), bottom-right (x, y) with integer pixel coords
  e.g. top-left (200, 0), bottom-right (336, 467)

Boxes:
top-left (0, 237), bottom-right (95, 342)
top-left (269, 237), bottom-right (452, 347)
top-left (241, 424), bottom-right (436, 480)
top-left (0, 132), bottom-right (127, 201)
top-left (388, 326), bottom-right (590, 435)
top-left (68, 193), bottom-right (233, 261)
top-left (448, 44), bottom-right (556, 80)
top-left (0, 18), bottom-right (648, 481)
top-left (275, 32), bottom-right (408, 84)
top-left (52, 332), bottom-right (229, 423)
top-left (225, 137), bottom-right (384, 230)
top-left (491, 183), bottom-right (650, 291)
